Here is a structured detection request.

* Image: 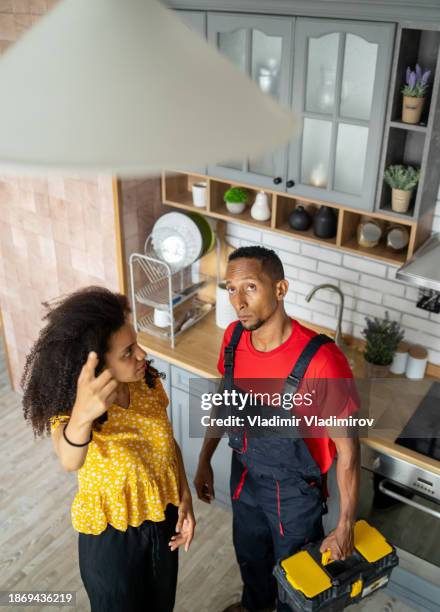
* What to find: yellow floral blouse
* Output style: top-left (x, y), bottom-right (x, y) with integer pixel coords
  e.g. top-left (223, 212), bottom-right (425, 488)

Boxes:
top-left (49, 375), bottom-right (181, 535)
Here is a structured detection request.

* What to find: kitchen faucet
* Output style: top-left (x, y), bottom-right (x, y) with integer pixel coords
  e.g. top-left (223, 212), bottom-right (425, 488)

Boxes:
top-left (305, 283), bottom-right (347, 350)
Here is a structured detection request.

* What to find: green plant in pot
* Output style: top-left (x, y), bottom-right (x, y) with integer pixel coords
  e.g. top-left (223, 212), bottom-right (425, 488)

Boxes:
top-left (361, 311), bottom-right (404, 377)
top-left (224, 186), bottom-right (249, 215)
top-left (384, 164), bottom-right (420, 214)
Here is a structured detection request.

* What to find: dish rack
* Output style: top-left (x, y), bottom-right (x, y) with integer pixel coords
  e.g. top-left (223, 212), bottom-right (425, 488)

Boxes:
top-left (129, 233), bottom-right (217, 348)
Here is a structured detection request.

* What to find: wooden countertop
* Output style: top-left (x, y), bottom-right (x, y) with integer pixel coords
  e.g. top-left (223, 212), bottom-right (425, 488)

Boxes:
top-left (138, 309), bottom-right (440, 477)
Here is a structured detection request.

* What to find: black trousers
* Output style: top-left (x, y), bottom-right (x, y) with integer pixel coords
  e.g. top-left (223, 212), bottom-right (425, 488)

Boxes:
top-left (78, 503), bottom-right (179, 612)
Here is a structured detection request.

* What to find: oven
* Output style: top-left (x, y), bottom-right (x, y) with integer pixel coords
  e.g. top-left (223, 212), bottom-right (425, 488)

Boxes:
top-left (359, 445), bottom-right (440, 608)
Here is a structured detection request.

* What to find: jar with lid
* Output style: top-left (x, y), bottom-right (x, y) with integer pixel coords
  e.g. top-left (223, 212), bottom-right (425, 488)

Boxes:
top-left (405, 345), bottom-right (428, 380)
top-left (390, 341), bottom-right (410, 375)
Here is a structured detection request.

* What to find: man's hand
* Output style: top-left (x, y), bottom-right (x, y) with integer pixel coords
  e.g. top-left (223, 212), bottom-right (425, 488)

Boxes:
top-left (169, 493), bottom-right (196, 552)
top-left (194, 459), bottom-right (215, 503)
top-left (320, 521), bottom-right (354, 561)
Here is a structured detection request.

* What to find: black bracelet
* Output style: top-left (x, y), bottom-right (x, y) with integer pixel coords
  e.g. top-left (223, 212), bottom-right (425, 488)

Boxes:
top-left (63, 423), bottom-right (93, 447)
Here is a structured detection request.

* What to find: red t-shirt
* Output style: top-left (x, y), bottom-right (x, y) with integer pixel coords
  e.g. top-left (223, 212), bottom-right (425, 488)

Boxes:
top-left (217, 318), bottom-right (358, 474)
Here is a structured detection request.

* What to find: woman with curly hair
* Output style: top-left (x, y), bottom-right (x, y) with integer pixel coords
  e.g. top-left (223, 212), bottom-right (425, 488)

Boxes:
top-left (21, 286), bottom-right (195, 612)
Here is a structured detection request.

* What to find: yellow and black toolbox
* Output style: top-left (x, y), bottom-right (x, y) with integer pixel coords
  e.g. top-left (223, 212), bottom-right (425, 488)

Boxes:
top-left (273, 520), bottom-right (398, 611)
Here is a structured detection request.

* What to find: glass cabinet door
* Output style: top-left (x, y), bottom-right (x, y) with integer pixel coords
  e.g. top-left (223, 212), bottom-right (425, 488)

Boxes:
top-left (207, 13), bottom-right (294, 191)
top-left (288, 19), bottom-right (395, 211)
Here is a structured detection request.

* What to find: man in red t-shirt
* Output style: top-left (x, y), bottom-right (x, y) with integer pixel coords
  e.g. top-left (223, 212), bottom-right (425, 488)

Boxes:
top-left (194, 246), bottom-right (360, 612)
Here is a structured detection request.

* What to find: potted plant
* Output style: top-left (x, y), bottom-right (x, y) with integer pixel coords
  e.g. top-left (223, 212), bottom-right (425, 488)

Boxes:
top-left (402, 64), bottom-right (431, 124)
top-left (384, 164), bottom-right (420, 214)
top-left (224, 186), bottom-right (249, 214)
top-left (361, 311), bottom-right (404, 378)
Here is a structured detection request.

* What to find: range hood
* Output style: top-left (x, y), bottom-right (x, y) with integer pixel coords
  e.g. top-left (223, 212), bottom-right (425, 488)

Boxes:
top-left (396, 233), bottom-right (440, 291)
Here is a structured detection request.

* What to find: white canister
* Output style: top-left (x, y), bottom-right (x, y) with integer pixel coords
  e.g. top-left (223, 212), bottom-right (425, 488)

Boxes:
top-left (215, 282), bottom-right (237, 329)
top-left (191, 182), bottom-right (207, 208)
top-left (405, 345), bottom-right (428, 380)
top-left (390, 341), bottom-right (410, 375)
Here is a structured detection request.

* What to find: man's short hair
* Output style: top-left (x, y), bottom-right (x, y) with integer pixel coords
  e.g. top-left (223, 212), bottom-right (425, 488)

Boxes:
top-left (228, 245), bottom-right (285, 281)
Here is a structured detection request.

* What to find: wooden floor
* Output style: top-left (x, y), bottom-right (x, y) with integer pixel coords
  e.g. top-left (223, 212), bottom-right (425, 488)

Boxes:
top-left (0, 337), bottom-right (415, 612)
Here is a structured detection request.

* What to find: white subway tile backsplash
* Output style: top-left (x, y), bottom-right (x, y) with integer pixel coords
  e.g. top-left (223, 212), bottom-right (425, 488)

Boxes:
top-left (359, 274), bottom-right (405, 297)
top-left (402, 313), bottom-right (440, 337)
top-left (280, 251), bottom-right (317, 272)
top-left (226, 223), bottom-right (261, 243)
top-left (284, 264), bottom-right (300, 280)
top-left (339, 281), bottom-right (382, 305)
top-left (298, 269), bottom-right (336, 286)
top-left (296, 294), bottom-right (337, 317)
top-left (403, 327), bottom-right (440, 352)
top-left (317, 261), bottom-right (359, 284)
top-left (285, 301), bottom-right (312, 322)
top-left (288, 280), bottom-right (314, 296)
top-left (342, 254), bottom-right (387, 278)
top-left (262, 230), bottom-right (301, 254)
top-left (356, 300), bottom-right (401, 321)
top-left (300, 243), bottom-right (342, 265)
top-left (383, 294), bottom-right (429, 319)
top-left (404, 286), bottom-right (420, 301)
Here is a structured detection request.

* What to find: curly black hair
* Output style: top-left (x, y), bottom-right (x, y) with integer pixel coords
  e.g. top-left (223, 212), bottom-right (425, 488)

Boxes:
top-left (228, 245), bottom-right (285, 281)
top-left (21, 286), bottom-right (164, 438)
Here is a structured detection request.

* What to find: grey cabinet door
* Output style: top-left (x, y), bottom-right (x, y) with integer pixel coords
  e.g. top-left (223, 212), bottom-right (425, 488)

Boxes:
top-left (207, 13), bottom-right (294, 191)
top-left (175, 10), bottom-right (207, 176)
top-left (171, 385), bottom-right (232, 508)
top-left (288, 19), bottom-right (395, 211)
top-left (149, 355), bottom-right (172, 422)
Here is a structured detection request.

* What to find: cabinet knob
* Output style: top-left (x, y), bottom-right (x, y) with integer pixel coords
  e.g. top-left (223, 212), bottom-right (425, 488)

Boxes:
top-left (273, 176), bottom-right (282, 185)
top-left (286, 180), bottom-right (295, 188)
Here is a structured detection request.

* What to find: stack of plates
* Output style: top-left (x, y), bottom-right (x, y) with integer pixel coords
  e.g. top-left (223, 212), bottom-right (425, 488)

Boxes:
top-left (151, 212), bottom-right (215, 271)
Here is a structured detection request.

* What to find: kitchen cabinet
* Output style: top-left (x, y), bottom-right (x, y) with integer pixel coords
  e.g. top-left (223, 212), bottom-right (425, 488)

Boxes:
top-left (169, 363), bottom-right (232, 507)
top-left (207, 13), bottom-right (294, 191)
top-left (288, 19), bottom-right (395, 211)
top-left (206, 13), bottom-right (394, 211)
top-left (148, 355), bottom-right (172, 421)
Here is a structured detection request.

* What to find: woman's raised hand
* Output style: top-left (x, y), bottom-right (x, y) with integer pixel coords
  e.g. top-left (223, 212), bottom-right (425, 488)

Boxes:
top-left (72, 351), bottom-right (119, 424)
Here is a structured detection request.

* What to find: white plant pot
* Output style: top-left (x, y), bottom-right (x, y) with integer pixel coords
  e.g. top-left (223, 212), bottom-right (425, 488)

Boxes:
top-left (251, 191), bottom-right (271, 221)
top-left (191, 182), bottom-right (207, 208)
top-left (226, 201), bottom-right (246, 214)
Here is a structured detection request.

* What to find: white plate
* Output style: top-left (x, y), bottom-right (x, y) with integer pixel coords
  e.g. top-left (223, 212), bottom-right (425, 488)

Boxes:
top-left (151, 212), bottom-right (203, 270)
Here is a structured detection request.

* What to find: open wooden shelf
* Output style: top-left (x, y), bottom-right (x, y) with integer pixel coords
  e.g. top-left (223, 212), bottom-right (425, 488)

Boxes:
top-left (162, 171), bottom-right (422, 264)
top-left (274, 195), bottom-right (339, 246)
top-left (339, 209), bottom-right (417, 265)
top-left (162, 171), bottom-right (211, 212)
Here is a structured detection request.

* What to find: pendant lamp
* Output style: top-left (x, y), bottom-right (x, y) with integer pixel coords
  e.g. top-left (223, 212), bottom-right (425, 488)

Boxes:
top-left (0, 0), bottom-right (296, 176)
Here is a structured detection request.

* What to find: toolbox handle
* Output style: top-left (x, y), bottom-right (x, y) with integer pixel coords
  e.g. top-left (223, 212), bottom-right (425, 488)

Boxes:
top-left (321, 550), bottom-right (333, 566)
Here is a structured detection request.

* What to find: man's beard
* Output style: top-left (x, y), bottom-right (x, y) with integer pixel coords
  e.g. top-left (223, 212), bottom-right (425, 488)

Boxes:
top-left (243, 317), bottom-right (266, 331)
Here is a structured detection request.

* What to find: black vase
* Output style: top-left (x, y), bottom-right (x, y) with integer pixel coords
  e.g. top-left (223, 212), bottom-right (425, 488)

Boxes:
top-left (313, 205), bottom-right (337, 239)
top-left (288, 205), bottom-right (312, 231)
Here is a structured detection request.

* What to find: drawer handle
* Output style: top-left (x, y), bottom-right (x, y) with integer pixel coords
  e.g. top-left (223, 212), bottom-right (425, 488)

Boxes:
top-left (378, 479), bottom-right (440, 519)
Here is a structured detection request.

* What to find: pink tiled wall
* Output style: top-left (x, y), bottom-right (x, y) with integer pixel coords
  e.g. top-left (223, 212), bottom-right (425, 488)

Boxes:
top-left (119, 177), bottom-right (165, 296)
top-left (0, 1), bottom-right (120, 390)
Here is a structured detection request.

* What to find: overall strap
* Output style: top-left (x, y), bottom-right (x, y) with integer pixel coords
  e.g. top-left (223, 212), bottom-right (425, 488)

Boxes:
top-left (285, 334), bottom-right (334, 393)
top-left (224, 321), bottom-right (244, 389)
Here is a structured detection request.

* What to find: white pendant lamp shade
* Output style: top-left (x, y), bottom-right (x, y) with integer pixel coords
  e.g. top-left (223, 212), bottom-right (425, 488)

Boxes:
top-left (0, 0), bottom-right (297, 176)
